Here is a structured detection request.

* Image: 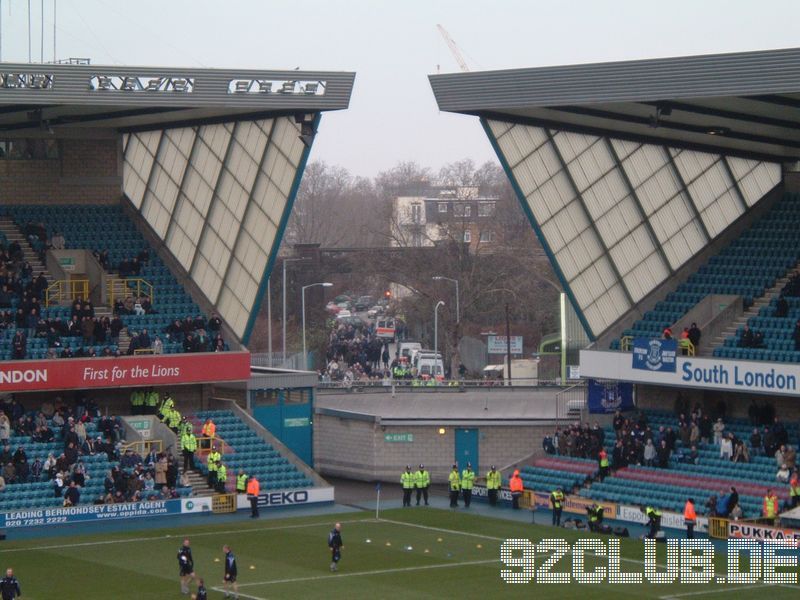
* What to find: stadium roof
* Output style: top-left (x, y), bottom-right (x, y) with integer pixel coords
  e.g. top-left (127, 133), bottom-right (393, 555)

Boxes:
top-left (430, 47), bottom-right (800, 164)
top-left (0, 62), bottom-right (354, 132)
top-left (0, 62), bottom-right (355, 347)
top-left (429, 48), bottom-right (795, 340)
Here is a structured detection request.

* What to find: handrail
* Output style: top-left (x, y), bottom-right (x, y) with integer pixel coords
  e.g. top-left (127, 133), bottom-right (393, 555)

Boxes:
top-left (620, 335), bottom-right (633, 351)
top-left (196, 436), bottom-right (227, 456)
top-left (44, 279), bottom-right (89, 307)
top-left (107, 277), bottom-right (154, 307)
top-left (120, 439), bottom-right (163, 455)
top-left (317, 378), bottom-right (561, 390)
top-left (679, 338), bottom-right (696, 356)
top-left (134, 348), bottom-right (155, 355)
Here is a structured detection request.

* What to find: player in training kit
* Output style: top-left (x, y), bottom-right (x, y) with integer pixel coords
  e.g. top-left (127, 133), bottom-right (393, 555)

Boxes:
top-left (193, 579), bottom-right (207, 600)
top-left (0, 568), bottom-right (21, 600)
top-left (177, 538), bottom-right (197, 595)
top-left (328, 522), bottom-right (344, 572)
top-left (222, 545), bottom-right (238, 599)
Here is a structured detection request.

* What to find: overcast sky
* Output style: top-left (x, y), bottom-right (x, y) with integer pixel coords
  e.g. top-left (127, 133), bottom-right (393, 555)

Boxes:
top-left (1, 0), bottom-right (799, 177)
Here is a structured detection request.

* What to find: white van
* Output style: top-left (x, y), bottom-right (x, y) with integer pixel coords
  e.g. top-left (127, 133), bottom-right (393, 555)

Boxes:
top-left (413, 350), bottom-right (444, 377)
top-left (398, 341), bottom-right (422, 361)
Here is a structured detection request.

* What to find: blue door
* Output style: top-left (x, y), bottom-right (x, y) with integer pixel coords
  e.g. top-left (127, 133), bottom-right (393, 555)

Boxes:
top-left (251, 389), bottom-right (314, 466)
top-left (455, 428), bottom-right (479, 472)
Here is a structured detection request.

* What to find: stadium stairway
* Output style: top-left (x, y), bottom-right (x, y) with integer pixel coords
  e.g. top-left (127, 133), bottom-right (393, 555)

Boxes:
top-left (188, 410), bottom-right (317, 493)
top-left (0, 216), bottom-right (55, 288)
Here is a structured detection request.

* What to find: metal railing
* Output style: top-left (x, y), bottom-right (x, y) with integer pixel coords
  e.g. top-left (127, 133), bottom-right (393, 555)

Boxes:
top-left (317, 377), bottom-right (562, 390)
top-left (107, 278), bottom-right (154, 307)
top-left (120, 439), bottom-right (163, 455)
top-left (45, 279), bottom-right (89, 307)
top-left (555, 383), bottom-right (587, 421)
top-left (618, 335), bottom-right (694, 356)
top-left (212, 494), bottom-right (237, 512)
top-left (196, 436), bottom-right (227, 455)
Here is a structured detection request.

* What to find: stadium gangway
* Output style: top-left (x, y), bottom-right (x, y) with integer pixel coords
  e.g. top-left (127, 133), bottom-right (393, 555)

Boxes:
top-left (45, 278), bottom-right (89, 307)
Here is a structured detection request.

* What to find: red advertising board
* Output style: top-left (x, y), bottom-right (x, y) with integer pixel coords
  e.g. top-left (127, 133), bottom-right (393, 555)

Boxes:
top-left (0, 351), bottom-right (251, 392)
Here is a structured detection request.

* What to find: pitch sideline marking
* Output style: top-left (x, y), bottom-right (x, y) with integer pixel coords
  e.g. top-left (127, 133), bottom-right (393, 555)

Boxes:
top-left (209, 590), bottom-right (267, 600)
top-left (233, 558), bottom-right (499, 588)
top-left (0, 517), bottom-right (375, 554)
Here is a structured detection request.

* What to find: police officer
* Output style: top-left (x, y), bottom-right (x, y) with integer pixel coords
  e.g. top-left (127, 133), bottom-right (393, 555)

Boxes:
top-left (401, 465), bottom-right (414, 507)
top-left (177, 538), bottom-right (196, 595)
top-left (130, 389), bottom-right (144, 415)
top-left (328, 522), bottom-right (344, 572)
top-left (643, 505), bottom-right (662, 538)
top-left (587, 503), bottom-right (604, 532)
top-left (145, 388), bottom-right (160, 415)
top-left (461, 462), bottom-right (475, 508)
top-left (550, 488), bottom-right (565, 526)
top-left (207, 445), bottom-right (221, 487)
top-left (448, 464), bottom-right (460, 508)
top-left (414, 464), bottom-right (430, 506)
top-left (181, 429), bottom-right (197, 471)
top-left (159, 393), bottom-right (175, 420)
top-left (486, 465), bottom-right (501, 507)
top-left (222, 545), bottom-right (238, 599)
top-left (0, 568), bottom-right (20, 600)
top-left (216, 462), bottom-right (228, 493)
top-left (236, 469), bottom-right (248, 494)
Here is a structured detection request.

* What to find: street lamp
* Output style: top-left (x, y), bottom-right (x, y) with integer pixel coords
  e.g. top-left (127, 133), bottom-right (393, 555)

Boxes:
top-left (432, 276), bottom-right (459, 322)
top-left (282, 256), bottom-right (310, 363)
top-left (302, 282), bottom-right (333, 369)
top-left (434, 300), bottom-right (445, 375)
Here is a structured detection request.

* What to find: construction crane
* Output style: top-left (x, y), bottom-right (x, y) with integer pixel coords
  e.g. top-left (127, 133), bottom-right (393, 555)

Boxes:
top-left (436, 24), bottom-right (470, 73)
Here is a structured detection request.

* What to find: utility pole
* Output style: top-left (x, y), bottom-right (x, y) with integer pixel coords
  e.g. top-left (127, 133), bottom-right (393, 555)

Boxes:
top-left (505, 303), bottom-right (512, 385)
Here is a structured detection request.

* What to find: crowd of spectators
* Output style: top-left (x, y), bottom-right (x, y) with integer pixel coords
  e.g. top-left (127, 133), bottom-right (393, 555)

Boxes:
top-left (160, 314), bottom-right (225, 353)
top-left (0, 395), bottom-right (128, 507)
top-left (97, 450), bottom-right (185, 505)
top-left (2, 222), bottom-right (229, 359)
top-left (322, 320), bottom-right (390, 382)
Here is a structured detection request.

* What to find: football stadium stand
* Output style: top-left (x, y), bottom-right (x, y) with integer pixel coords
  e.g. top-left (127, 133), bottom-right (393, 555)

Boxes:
top-left (529, 410), bottom-right (798, 517)
top-left (190, 410), bottom-right (314, 492)
top-left (617, 192), bottom-right (800, 360)
top-left (0, 204), bottom-right (224, 359)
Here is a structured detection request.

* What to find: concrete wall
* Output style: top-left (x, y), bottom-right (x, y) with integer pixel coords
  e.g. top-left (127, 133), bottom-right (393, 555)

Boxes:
top-left (314, 413), bottom-right (555, 484)
top-left (46, 249), bottom-right (108, 304)
top-left (1, 136), bottom-right (121, 204)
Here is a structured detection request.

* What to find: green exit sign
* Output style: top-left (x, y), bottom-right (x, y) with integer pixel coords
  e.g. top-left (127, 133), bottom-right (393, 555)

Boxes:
top-left (384, 433), bottom-right (414, 443)
top-left (284, 417), bottom-right (310, 428)
top-left (129, 419), bottom-right (150, 431)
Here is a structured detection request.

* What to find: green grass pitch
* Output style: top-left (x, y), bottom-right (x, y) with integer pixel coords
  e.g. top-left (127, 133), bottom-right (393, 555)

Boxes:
top-left (0, 507), bottom-right (796, 598)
